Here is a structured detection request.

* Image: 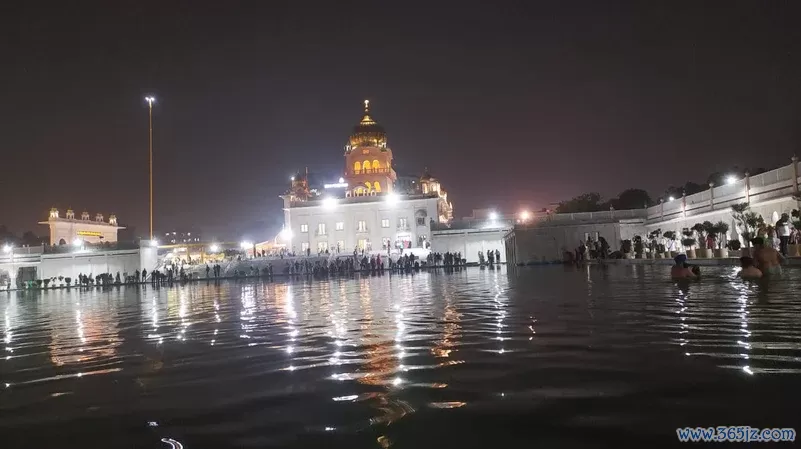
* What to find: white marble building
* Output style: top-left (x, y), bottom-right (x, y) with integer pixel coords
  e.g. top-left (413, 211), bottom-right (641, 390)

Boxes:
top-left (281, 101), bottom-right (452, 254)
top-left (283, 193), bottom-right (440, 254)
top-left (38, 208), bottom-right (123, 245)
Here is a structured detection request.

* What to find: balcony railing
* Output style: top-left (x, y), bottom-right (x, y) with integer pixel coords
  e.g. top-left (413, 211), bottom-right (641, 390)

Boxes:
top-left (397, 224), bottom-right (409, 231)
top-left (352, 168), bottom-right (391, 175)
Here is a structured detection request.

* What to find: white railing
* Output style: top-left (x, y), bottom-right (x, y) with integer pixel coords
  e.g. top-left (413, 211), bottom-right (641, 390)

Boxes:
top-left (645, 160), bottom-right (800, 222)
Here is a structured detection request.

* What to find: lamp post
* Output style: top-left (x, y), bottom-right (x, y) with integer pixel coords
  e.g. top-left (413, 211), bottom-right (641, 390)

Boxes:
top-left (145, 96), bottom-right (156, 240)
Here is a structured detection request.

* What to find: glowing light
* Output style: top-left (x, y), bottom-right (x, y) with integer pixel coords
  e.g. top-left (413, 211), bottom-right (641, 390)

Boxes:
top-left (322, 197), bottom-right (338, 210)
top-left (240, 241), bottom-right (252, 250)
top-left (145, 96), bottom-right (155, 105)
top-left (72, 238), bottom-right (82, 247)
top-left (489, 211), bottom-right (499, 220)
top-left (668, 196), bottom-right (675, 202)
top-left (392, 377), bottom-right (403, 386)
top-left (726, 175), bottom-right (737, 185)
top-left (209, 244), bottom-right (220, 253)
top-left (520, 210), bottom-right (530, 221)
top-left (385, 192), bottom-right (399, 206)
top-left (2, 245), bottom-right (11, 254)
top-left (151, 239), bottom-right (159, 247)
top-left (338, 177), bottom-right (344, 183)
top-left (279, 228), bottom-right (294, 241)
top-left (290, 176), bottom-right (295, 181)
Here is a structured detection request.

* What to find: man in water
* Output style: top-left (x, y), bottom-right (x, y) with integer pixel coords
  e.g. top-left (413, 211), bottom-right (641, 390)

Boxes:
top-left (738, 256), bottom-right (762, 279)
top-left (671, 254), bottom-right (696, 279)
top-left (752, 237), bottom-right (784, 276)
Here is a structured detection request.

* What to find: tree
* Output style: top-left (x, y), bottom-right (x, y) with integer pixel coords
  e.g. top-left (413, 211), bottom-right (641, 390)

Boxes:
top-left (21, 231), bottom-right (43, 247)
top-left (611, 188), bottom-right (653, 209)
top-left (556, 192), bottom-right (603, 213)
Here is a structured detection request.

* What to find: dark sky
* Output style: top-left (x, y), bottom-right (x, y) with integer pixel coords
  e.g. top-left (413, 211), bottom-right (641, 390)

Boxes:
top-left (2, 1), bottom-right (800, 241)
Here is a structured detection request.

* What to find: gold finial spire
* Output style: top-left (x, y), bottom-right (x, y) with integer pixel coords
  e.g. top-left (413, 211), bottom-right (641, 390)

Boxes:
top-left (364, 99), bottom-right (370, 113)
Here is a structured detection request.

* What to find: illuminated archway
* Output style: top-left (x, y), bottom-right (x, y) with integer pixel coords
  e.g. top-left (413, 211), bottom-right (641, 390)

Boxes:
top-left (362, 160), bottom-right (372, 171)
top-left (372, 160), bottom-right (381, 170)
top-left (364, 181), bottom-right (372, 191)
top-left (374, 182), bottom-right (382, 192)
top-left (353, 161), bottom-right (361, 172)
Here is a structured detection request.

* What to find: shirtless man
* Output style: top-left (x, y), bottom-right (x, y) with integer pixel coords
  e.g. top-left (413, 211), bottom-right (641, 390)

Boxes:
top-left (738, 256), bottom-right (762, 279)
top-left (752, 237), bottom-right (784, 276)
top-left (671, 254), bottom-right (696, 279)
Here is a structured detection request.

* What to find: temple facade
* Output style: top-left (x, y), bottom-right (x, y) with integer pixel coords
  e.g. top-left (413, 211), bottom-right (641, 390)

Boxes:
top-left (38, 208), bottom-right (123, 245)
top-left (281, 101), bottom-right (453, 254)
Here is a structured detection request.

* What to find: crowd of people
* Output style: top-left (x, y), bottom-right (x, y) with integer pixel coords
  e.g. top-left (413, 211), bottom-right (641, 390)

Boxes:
top-left (571, 237), bottom-right (611, 262)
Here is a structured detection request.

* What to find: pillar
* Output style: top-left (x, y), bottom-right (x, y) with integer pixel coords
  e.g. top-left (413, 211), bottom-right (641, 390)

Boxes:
top-left (682, 191), bottom-right (687, 219)
top-left (792, 156), bottom-right (799, 210)
top-left (659, 198), bottom-right (664, 220)
top-left (709, 182), bottom-right (715, 210)
top-left (745, 171), bottom-right (751, 204)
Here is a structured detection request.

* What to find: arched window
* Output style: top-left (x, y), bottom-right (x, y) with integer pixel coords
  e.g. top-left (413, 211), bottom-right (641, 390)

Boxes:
top-left (353, 161), bottom-right (361, 172)
top-left (362, 160), bottom-right (372, 171)
top-left (374, 182), bottom-right (382, 192)
top-left (59, 238), bottom-right (66, 246)
top-left (364, 181), bottom-right (372, 191)
top-left (372, 160), bottom-right (381, 170)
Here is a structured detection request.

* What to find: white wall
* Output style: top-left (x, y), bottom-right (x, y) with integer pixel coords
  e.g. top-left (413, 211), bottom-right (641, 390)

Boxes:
top-left (38, 250), bottom-right (141, 279)
top-left (287, 196), bottom-right (439, 253)
top-left (431, 228), bottom-right (507, 263)
top-left (644, 196), bottom-right (798, 245)
top-left (505, 222), bottom-right (648, 264)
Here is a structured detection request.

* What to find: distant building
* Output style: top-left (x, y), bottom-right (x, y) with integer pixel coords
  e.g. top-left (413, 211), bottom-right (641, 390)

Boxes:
top-left (161, 230), bottom-right (202, 244)
top-left (281, 101), bottom-right (453, 253)
top-left (38, 208), bottom-right (123, 245)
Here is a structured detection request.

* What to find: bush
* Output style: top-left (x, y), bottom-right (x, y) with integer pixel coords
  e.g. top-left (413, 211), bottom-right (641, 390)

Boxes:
top-left (65, 277), bottom-right (72, 286)
top-left (727, 240), bottom-right (741, 251)
top-left (663, 230), bottom-right (676, 240)
top-left (43, 279), bottom-right (50, 288)
top-left (691, 223), bottom-right (707, 240)
top-left (621, 239), bottom-right (632, 254)
top-left (681, 237), bottom-right (697, 248)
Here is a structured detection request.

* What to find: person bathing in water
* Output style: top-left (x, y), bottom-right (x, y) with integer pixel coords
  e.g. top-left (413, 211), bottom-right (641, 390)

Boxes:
top-left (738, 256), bottom-right (762, 279)
top-left (752, 237), bottom-right (784, 277)
top-left (671, 254), bottom-right (697, 279)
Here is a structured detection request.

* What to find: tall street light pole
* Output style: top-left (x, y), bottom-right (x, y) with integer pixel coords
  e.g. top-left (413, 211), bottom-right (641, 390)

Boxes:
top-left (145, 96), bottom-right (155, 240)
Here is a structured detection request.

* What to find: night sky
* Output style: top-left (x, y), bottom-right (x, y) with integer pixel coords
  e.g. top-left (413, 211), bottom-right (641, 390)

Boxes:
top-left (3, 2), bottom-right (800, 242)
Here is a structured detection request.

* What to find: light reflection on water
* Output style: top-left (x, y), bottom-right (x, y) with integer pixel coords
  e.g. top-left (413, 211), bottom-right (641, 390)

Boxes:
top-left (1, 265), bottom-right (801, 447)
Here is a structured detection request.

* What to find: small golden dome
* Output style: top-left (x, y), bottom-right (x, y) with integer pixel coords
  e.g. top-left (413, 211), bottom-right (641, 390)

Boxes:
top-left (349, 100), bottom-right (387, 149)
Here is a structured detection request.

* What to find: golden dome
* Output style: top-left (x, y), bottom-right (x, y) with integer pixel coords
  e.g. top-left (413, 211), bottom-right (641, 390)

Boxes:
top-left (348, 100), bottom-right (387, 149)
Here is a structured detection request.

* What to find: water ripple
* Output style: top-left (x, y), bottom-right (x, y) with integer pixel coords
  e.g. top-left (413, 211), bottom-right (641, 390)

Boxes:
top-left (1, 265), bottom-right (801, 447)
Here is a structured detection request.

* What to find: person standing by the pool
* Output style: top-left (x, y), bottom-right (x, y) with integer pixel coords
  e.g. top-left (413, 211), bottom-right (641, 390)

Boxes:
top-left (776, 213), bottom-right (791, 256)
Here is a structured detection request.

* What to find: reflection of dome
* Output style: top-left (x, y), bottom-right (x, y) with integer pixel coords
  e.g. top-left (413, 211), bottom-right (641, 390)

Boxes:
top-left (348, 100), bottom-right (387, 149)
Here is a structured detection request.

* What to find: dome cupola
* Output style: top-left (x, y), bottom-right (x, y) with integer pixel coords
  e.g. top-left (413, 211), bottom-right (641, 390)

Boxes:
top-left (347, 100), bottom-right (387, 150)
